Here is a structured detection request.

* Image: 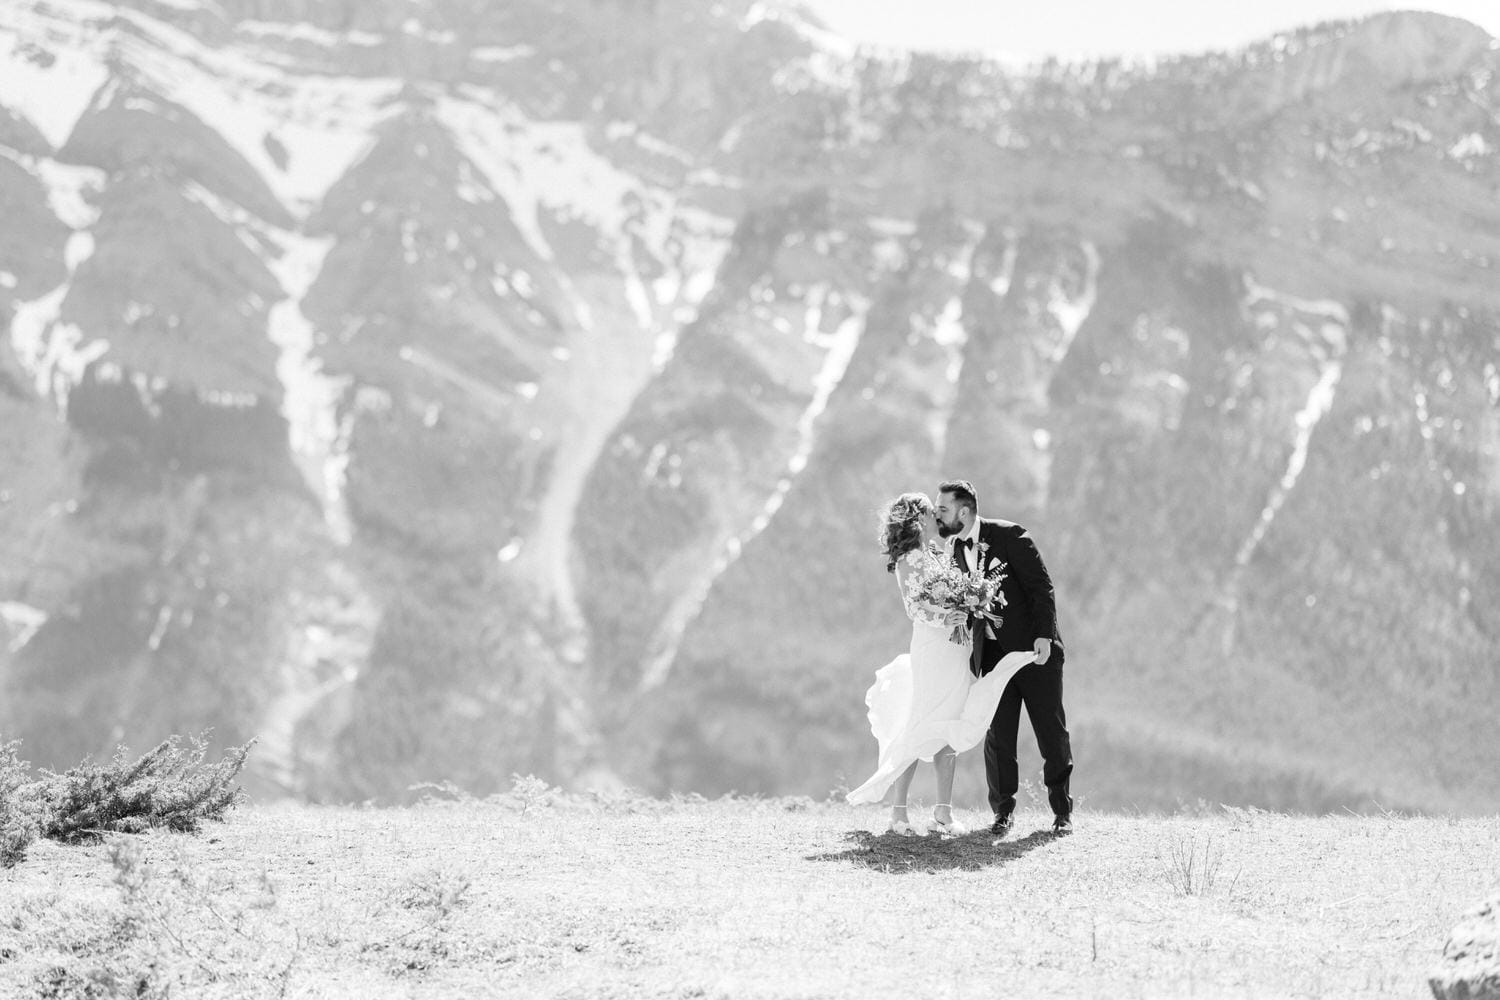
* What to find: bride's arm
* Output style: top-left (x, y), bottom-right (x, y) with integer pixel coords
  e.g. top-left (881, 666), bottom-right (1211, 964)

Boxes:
top-left (894, 554), bottom-right (947, 627)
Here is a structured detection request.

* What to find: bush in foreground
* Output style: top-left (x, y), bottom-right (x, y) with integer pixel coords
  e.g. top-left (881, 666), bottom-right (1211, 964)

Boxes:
top-left (1, 740), bottom-right (38, 868)
top-left (0, 734), bottom-right (253, 867)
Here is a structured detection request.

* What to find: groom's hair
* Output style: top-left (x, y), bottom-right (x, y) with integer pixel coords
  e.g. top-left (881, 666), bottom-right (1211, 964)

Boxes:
top-left (938, 479), bottom-right (977, 514)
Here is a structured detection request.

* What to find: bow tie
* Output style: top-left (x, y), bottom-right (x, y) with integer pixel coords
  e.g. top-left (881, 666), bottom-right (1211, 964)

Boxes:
top-left (955, 537), bottom-right (973, 549)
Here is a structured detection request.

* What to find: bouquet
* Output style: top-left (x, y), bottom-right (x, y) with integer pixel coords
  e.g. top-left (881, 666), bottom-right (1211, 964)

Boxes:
top-left (911, 540), bottom-right (1007, 644)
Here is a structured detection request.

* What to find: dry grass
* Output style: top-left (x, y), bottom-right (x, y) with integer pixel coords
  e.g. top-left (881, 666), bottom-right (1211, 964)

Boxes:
top-left (1, 785), bottom-right (1494, 999)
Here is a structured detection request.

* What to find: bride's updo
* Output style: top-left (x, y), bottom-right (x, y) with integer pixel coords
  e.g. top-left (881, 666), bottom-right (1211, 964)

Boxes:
top-left (879, 492), bottom-right (933, 573)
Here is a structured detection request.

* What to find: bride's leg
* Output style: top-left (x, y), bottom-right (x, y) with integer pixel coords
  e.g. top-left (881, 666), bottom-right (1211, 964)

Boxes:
top-left (889, 760), bottom-right (919, 828)
top-left (933, 746), bottom-right (957, 824)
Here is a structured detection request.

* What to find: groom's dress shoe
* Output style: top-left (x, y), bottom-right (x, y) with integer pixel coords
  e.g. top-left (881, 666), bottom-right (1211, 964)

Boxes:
top-left (990, 814), bottom-right (1013, 839)
top-left (1052, 815), bottom-right (1073, 836)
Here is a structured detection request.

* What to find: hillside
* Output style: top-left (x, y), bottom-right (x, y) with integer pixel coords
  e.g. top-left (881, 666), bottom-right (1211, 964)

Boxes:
top-left (1, 795), bottom-right (1496, 998)
top-left (2, 0), bottom-right (1499, 811)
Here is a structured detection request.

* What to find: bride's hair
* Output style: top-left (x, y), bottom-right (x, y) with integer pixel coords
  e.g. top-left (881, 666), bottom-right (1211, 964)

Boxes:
top-left (879, 492), bottom-right (933, 573)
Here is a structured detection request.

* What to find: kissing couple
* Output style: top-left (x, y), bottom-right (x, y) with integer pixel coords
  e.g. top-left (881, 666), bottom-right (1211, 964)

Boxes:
top-left (845, 480), bottom-right (1074, 839)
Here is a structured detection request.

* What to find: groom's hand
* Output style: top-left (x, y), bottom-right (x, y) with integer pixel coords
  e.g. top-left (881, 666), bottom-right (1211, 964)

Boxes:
top-left (1033, 638), bottom-right (1052, 665)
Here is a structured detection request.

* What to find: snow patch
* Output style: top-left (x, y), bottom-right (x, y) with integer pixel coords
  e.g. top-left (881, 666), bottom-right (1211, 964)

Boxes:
top-left (472, 45), bottom-right (534, 63)
top-left (266, 231), bottom-right (354, 545)
top-left (0, 149), bottom-right (108, 228)
top-left (6, 153), bottom-right (108, 408)
top-left (742, 1), bottom-right (855, 59)
top-left (63, 230), bottom-right (94, 271)
top-left (237, 20), bottom-right (341, 47)
top-left (146, 605), bottom-right (173, 651)
top-left (1243, 277), bottom-right (1349, 325)
top-left (257, 560), bottom-right (377, 795)
top-left (180, 179), bottom-right (354, 542)
top-left (868, 217), bottom-right (916, 238)
top-left (37, 161), bottom-right (106, 228)
top-left (5, 0), bottom-right (398, 212)
top-left (400, 19), bottom-right (456, 45)
top-left (932, 296), bottom-right (967, 384)
top-left (1449, 132), bottom-right (1490, 160)
top-left (115, 9), bottom-right (400, 213)
top-left (0, 12), bottom-right (110, 148)
top-left (10, 285), bottom-right (108, 407)
top-left (618, 248), bottom-right (656, 332)
top-left (623, 126), bottom-right (697, 167)
top-left (436, 88), bottom-right (644, 264)
top-left (648, 213), bottom-right (732, 371)
top-left (786, 289), bottom-right (866, 477)
top-left (181, 179), bottom-right (269, 254)
top-left (922, 234), bottom-right (985, 454)
top-left (1233, 358), bottom-right (1343, 569)
top-left (924, 296), bottom-right (970, 454)
top-left (438, 87), bottom-right (731, 372)
top-left (638, 292), bottom-right (870, 693)
top-left (237, 21), bottom-right (383, 47)
top-left (685, 167), bottom-right (743, 189)
top-left (1045, 240), bottom-right (1100, 362)
top-left (1, 601), bottom-right (48, 654)
top-left (1233, 276), bottom-right (1350, 570)
top-left (989, 230), bottom-right (1020, 298)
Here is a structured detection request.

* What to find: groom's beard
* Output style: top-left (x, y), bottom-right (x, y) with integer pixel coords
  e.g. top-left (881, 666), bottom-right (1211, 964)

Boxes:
top-left (936, 520), bottom-right (961, 537)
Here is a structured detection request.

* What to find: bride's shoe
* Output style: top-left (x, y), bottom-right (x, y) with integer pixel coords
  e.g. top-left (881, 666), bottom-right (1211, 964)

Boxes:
top-left (887, 806), bottom-right (915, 836)
top-left (929, 804), bottom-right (967, 836)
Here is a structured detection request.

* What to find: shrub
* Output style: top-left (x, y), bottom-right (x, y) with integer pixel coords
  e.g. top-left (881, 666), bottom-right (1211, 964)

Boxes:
top-left (509, 773), bottom-right (554, 814)
top-left (1161, 830), bottom-right (1240, 897)
top-left (1, 739), bottom-right (39, 868)
top-left (36, 734), bottom-right (254, 844)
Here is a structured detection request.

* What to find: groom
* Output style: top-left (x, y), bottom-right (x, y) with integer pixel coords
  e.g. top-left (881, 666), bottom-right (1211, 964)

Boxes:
top-left (934, 479), bottom-right (1073, 838)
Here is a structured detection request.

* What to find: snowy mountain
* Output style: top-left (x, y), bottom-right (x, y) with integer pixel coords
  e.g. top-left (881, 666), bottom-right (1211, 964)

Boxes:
top-left (3, 0), bottom-right (1499, 812)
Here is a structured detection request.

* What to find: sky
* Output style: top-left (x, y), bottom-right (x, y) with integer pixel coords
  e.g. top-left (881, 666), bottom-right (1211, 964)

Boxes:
top-left (804, 1), bottom-right (1500, 60)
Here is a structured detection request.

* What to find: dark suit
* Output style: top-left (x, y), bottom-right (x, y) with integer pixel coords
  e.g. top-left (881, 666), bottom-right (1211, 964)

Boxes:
top-left (955, 518), bottom-right (1072, 820)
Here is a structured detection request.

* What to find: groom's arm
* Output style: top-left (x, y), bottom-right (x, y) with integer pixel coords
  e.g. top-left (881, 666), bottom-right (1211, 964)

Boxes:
top-left (1000, 523), bottom-right (1059, 641)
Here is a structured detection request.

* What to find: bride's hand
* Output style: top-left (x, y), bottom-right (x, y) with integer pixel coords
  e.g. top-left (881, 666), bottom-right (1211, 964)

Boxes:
top-left (943, 611), bottom-right (967, 628)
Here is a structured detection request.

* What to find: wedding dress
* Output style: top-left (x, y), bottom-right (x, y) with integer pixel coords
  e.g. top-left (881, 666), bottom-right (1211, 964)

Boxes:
top-left (846, 546), bottom-right (1035, 805)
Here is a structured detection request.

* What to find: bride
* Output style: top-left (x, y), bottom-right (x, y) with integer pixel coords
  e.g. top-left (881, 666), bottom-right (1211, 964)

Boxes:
top-left (846, 492), bottom-right (1034, 835)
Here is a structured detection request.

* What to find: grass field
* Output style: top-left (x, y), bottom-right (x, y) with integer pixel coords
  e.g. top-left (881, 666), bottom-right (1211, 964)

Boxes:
top-left (2, 786), bottom-right (1495, 999)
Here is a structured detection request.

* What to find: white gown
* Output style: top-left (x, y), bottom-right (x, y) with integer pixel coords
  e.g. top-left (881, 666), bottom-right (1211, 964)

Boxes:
top-left (846, 547), bottom-right (1036, 805)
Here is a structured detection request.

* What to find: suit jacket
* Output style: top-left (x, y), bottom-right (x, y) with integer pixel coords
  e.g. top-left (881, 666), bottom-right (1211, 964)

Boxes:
top-left (963, 517), bottom-right (1062, 674)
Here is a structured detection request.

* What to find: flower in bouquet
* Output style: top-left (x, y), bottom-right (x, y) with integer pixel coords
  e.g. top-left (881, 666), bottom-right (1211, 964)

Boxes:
top-left (911, 541), bottom-right (1009, 644)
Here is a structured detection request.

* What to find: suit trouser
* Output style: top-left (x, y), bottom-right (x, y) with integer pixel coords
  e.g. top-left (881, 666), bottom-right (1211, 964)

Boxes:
top-left (984, 644), bottom-right (1072, 819)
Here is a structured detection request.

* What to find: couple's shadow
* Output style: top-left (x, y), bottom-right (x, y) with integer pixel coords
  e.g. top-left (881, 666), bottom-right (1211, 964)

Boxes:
top-left (807, 825), bottom-right (1061, 873)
